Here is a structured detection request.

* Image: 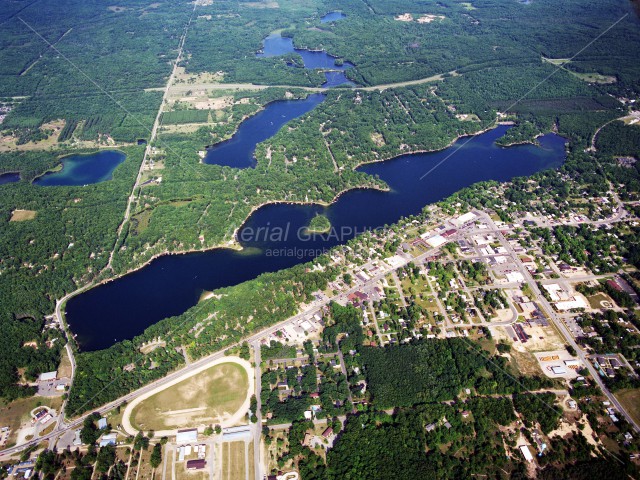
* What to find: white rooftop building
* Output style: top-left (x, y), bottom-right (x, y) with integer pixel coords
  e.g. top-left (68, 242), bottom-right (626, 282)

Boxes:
top-left (39, 371), bottom-right (57, 382)
top-left (519, 445), bottom-right (534, 462)
top-left (175, 428), bottom-right (198, 444)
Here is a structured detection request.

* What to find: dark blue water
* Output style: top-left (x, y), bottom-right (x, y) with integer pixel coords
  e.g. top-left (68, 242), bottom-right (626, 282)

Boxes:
top-left (33, 151), bottom-right (126, 186)
top-left (204, 94), bottom-right (326, 168)
top-left (323, 71), bottom-right (356, 88)
top-left (257, 33), bottom-right (354, 87)
top-left (66, 126), bottom-right (565, 351)
top-left (321, 11), bottom-right (346, 23)
top-left (0, 172), bottom-right (20, 185)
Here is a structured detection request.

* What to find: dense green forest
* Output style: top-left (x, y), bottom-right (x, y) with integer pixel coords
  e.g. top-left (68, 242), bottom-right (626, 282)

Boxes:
top-left (0, 146), bottom-right (146, 396)
top-left (360, 338), bottom-right (553, 408)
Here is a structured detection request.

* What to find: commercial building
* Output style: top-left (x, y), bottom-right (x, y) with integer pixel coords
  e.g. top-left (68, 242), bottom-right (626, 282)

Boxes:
top-left (39, 371), bottom-right (57, 382)
top-left (175, 428), bottom-right (198, 444)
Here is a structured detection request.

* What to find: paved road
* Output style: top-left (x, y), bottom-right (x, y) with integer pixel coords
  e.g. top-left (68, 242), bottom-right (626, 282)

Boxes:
top-left (4, 205), bottom-right (636, 460)
top-left (251, 341), bottom-right (263, 480)
top-left (1, 238), bottom-right (439, 458)
top-left (144, 70), bottom-right (452, 95)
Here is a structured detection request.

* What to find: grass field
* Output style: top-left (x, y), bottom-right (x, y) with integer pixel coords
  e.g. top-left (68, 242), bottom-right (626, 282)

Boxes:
top-left (587, 293), bottom-right (614, 309)
top-left (136, 448), bottom-right (156, 480)
top-left (176, 461), bottom-right (208, 480)
top-left (0, 396), bottom-right (62, 447)
top-left (9, 210), bottom-right (37, 222)
top-left (131, 362), bottom-right (249, 431)
top-left (615, 389), bottom-right (640, 426)
top-left (57, 348), bottom-right (73, 378)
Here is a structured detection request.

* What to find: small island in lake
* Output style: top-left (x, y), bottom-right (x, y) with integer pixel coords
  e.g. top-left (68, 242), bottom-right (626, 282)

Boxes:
top-left (307, 214), bottom-right (331, 234)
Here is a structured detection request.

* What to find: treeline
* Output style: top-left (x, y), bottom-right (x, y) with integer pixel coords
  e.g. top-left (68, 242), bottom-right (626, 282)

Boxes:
top-left (67, 259), bottom-right (339, 413)
top-left (596, 121), bottom-right (640, 157)
top-left (0, 147), bottom-right (144, 399)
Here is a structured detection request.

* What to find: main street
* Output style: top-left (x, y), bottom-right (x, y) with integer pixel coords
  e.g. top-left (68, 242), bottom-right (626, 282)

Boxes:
top-left (474, 210), bottom-right (640, 433)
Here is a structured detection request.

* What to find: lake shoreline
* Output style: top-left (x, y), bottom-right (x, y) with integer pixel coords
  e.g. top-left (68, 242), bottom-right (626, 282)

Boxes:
top-left (64, 124), bottom-right (505, 320)
top-left (66, 124), bottom-right (566, 350)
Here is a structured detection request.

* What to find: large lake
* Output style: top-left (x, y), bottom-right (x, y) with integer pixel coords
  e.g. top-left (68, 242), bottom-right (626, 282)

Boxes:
top-left (204, 94), bottom-right (326, 168)
top-left (66, 125), bottom-right (565, 351)
top-left (33, 150), bottom-right (126, 187)
top-left (257, 33), bottom-right (355, 87)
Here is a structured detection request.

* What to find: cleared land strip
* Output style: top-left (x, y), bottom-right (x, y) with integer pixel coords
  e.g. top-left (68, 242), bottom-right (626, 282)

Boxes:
top-left (144, 70), bottom-right (456, 95)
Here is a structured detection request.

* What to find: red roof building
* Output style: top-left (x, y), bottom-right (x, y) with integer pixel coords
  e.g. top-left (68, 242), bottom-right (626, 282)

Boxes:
top-left (186, 460), bottom-right (206, 470)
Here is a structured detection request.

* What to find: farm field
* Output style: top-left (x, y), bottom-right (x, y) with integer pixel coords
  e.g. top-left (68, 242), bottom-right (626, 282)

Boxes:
top-left (615, 389), bottom-right (640, 426)
top-left (221, 441), bottom-right (252, 480)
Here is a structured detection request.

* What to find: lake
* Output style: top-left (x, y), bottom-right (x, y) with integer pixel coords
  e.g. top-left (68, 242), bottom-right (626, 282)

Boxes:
top-left (33, 150), bottom-right (126, 187)
top-left (0, 172), bottom-right (20, 185)
top-left (321, 11), bottom-right (346, 23)
top-left (257, 33), bottom-right (354, 87)
top-left (204, 94), bottom-right (326, 168)
top-left (66, 126), bottom-right (566, 350)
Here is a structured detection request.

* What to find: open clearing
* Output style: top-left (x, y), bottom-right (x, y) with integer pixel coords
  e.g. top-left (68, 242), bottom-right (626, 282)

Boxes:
top-left (9, 210), bottom-right (37, 222)
top-left (615, 389), bottom-right (640, 426)
top-left (0, 396), bottom-right (62, 447)
top-left (542, 57), bottom-right (616, 84)
top-left (57, 347), bottom-right (73, 378)
top-left (587, 292), bottom-right (614, 309)
top-left (128, 358), bottom-right (251, 432)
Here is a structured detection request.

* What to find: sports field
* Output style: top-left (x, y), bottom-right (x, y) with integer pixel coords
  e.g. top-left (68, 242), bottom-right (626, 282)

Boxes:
top-left (130, 361), bottom-right (249, 431)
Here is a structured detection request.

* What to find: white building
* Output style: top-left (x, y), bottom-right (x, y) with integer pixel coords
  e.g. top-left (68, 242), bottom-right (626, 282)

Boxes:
top-left (519, 445), bottom-right (534, 462)
top-left (555, 297), bottom-right (588, 311)
top-left (425, 235), bottom-right (447, 248)
top-left (175, 428), bottom-right (198, 444)
top-left (505, 272), bottom-right (525, 283)
top-left (454, 212), bottom-right (476, 226)
top-left (39, 371), bottom-right (57, 382)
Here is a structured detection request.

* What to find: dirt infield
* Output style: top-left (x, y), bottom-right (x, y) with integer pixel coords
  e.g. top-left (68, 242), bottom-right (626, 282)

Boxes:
top-left (122, 357), bottom-right (253, 436)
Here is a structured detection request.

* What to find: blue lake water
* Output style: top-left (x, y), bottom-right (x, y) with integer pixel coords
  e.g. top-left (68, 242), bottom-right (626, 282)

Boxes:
top-left (321, 11), bottom-right (346, 23)
top-left (33, 150), bottom-right (126, 187)
top-left (257, 33), bottom-right (354, 87)
top-left (66, 125), bottom-right (566, 351)
top-left (204, 94), bottom-right (326, 168)
top-left (0, 172), bottom-right (20, 185)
